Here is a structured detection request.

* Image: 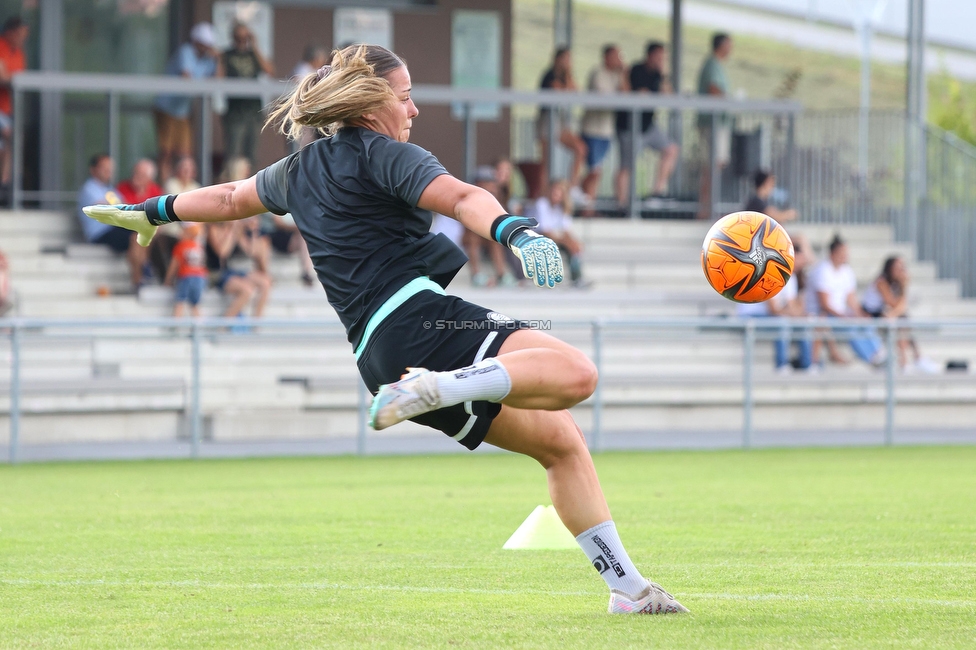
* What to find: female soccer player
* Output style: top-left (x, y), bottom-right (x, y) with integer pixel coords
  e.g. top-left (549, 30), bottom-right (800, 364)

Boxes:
top-left (84, 45), bottom-right (687, 615)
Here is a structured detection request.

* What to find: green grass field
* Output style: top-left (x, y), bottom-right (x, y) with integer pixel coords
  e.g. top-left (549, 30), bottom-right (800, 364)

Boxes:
top-left (2, 447), bottom-right (975, 648)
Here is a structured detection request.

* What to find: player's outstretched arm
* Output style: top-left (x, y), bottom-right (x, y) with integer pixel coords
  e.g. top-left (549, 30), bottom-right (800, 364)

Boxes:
top-left (417, 174), bottom-right (564, 288)
top-left (83, 177), bottom-right (268, 247)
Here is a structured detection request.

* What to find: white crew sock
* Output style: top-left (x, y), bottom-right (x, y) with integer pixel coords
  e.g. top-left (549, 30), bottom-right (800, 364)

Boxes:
top-left (575, 520), bottom-right (648, 598)
top-left (433, 358), bottom-right (512, 407)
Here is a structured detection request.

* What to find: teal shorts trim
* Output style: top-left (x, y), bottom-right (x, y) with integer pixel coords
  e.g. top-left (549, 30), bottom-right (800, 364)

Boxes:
top-left (354, 276), bottom-right (446, 360)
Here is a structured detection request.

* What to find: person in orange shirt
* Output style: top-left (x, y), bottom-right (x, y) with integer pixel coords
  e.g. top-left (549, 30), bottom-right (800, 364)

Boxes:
top-left (164, 223), bottom-right (208, 317)
top-left (0, 16), bottom-right (28, 190)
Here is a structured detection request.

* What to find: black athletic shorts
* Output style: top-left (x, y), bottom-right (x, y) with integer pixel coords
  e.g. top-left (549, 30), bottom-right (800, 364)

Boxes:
top-left (355, 290), bottom-right (523, 450)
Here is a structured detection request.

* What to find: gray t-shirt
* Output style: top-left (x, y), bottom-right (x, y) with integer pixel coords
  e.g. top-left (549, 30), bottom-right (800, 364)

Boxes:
top-left (697, 55), bottom-right (730, 128)
top-left (255, 127), bottom-right (466, 347)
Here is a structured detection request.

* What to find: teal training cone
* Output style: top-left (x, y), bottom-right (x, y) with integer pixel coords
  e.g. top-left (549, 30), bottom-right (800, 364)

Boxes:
top-left (502, 505), bottom-right (578, 550)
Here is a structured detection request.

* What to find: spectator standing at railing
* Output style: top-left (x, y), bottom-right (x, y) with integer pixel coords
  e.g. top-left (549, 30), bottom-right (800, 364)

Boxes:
top-left (696, 32), bottom-right (733, 220)
top-left (291, 44), bottom-right (328, 79)
top-left (153, 22), bottom-right (218, 182)
top-left (0, 16), bottom-right (28, 198)
top-left (614, 42), bottom-right (679, 208)
top-left (809, 235), bottom-right (886, 367)
top-left (744, 170), bottom-right (796, 222)
top-left (579, 44), bottom-right (628, 210)
top-left (292, 46), bottom-right (329, 149)
top-left (218, 22), bottom-right (275, 168)
top-left (537, 47), bottom-right (588, 203)
top-left (77, 154), bottom-right (148, 290)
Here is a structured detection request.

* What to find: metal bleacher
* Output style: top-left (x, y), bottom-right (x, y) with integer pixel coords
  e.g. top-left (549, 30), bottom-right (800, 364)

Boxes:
top-left (3, 209), bottom-right (976, 461)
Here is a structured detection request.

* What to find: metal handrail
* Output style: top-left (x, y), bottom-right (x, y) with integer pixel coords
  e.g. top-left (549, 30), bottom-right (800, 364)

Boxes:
top-left (10, 71), bottom-right (801, 219)
top-left (4, 314), bottom-right (972, 463)
top-left (11, 71), bottom-right (803, 113)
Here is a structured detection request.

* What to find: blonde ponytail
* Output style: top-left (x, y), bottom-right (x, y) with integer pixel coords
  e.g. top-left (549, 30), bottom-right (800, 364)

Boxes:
top-left (267, 44), bottom-right (405, 140)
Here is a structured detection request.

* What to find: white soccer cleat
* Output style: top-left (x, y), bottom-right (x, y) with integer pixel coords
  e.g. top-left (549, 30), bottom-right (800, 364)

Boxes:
top-left (608, 580), bottom-right (690, 615)
top-left (369, 367), bottom-right (441, 430)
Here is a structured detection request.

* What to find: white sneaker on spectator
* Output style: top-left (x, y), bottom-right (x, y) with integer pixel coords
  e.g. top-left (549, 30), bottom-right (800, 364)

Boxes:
top-left (914, 357), bottom-right (942, 374)
top-left (569, 185), bottom-right (591, 208)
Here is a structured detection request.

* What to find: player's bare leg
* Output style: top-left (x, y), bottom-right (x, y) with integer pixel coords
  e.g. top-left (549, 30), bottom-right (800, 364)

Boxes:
top-left (369, 328), bottom-right (687, 613)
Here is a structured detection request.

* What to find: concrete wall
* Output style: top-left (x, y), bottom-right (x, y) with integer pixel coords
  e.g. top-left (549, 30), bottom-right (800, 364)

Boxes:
top-left (191, 0), bottom-right (511, 178)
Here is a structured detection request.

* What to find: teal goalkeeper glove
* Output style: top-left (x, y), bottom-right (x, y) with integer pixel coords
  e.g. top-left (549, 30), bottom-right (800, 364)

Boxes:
top-left (83, 195), bottom-right (181, 248)
top-left (490, 215), bottom-right (564, 288)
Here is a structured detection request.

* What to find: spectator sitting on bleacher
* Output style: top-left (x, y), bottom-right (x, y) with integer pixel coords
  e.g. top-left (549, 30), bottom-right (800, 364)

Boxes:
top-left (163, 156), bottom-right (200, 195)
top-left (0, 246), bottom-right (11, 316)
top-left (77, 153), bottom-right (147, 290)
top-left (117, 158), bottom-right (163, 206)
top-left (219, 156), bottom-right (271, 275)
top-left (531, 180), bottom-right (587, 288)
top-left (164, 223), bottom-right (207, 318)
top-left (148, 155), bottom-right (201, 287)
top-left (462, 166), bottom-right (517, 287)
top-left (737, 241), bottom-right (812, 373)
top-left (862, 256), bottom-right (939, 373)
top-left (205, 220), bottom-right (270, 320)
top-left (267, 212), bottom-right (316, 287)
top-left (809, 234), bottom-right (885, 367)
top-left (118, 158), bottom-right (168, 283)
top-left (0, 16), bottom-right (29, 197)
top-left (744, 170), bottom-right (796, 223)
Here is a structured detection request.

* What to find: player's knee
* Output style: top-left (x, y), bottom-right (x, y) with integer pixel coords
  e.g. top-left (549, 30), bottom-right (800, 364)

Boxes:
top-left (565, 351), bottom-right (598, 405)
top-left (534, 412), bottom-right (589, 467)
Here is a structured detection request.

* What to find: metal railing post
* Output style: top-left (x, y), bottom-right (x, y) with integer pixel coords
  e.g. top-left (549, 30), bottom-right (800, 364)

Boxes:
top-left (547, 100), bottom-right (557, 183)
top-left (710, 112), bottom-right (720, 220)
top-left (107, 92), bottom-right (120, 178)
top-left (11, 87), bottom-right (22, 209)
top-left (200, 95), bottom-right (213, 186)
top-left (9, 324), bottom-right (21, 464)
top-left (884, 321), bottom-right (896, 446)
top-left (190, 323), bottom-right (202, 458)
top-left (629, 108), bottom-right (640, 219)
top-left (357, 379), bottom-right (367, 456)
top-left (591, 320), bottom-right (603, 452)
top-left (785, 113), bottom-right (796, 198)
top-left (462, 102), bottom-right (476, 183)
top-left (742, 320), bottom-right (755, 449)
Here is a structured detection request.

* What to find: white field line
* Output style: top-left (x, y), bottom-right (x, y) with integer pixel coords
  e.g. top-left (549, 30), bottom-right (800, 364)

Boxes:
top-left (1, 579), bottom-right (974, 608)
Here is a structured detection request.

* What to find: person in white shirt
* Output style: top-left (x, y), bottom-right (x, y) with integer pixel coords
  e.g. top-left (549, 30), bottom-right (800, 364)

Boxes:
top-left (736, 242), bottom-right (811, 371)
top-left (810, 235), bottom-right (884, 365)
top-left (580, 45), bottom-right (628, 207)
top-left (530, 180), bottom-right (586, 287)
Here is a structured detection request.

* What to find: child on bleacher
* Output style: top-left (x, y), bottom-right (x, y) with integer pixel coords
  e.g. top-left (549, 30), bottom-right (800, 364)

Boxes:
top-left (165, 223), bottom-right (207, 317)
top-left (532, 180), bottom-right (588, 287)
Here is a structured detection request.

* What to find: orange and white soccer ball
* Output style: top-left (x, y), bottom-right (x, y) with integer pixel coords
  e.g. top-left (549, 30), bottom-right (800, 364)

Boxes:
top-left (701, 211), bottom-right (795, 303)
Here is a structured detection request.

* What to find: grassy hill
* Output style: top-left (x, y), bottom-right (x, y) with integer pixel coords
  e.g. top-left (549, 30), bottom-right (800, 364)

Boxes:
top-left (513, 0), bottom-right (933, 112)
